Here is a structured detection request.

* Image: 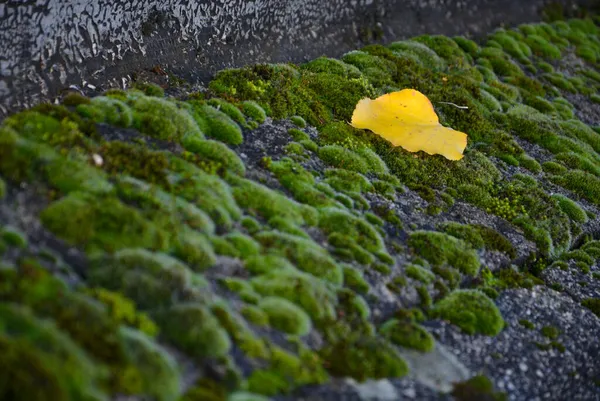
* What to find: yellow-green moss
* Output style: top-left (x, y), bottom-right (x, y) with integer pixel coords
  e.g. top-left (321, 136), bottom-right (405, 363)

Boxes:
top-left (408, 231), bottom-right (480, 276)
top-left (251, 270), bottom-right (337, 322)
top-left (431, 289), bottom-right (504, 335)
top-left (258, 296), bottom-right (312, 336)
top-left (254, 231), bottom-right (342, 285)
top-left (155, 303), bottom-right (231, 359)
top-left (379, 318), bottom-right (435, 352)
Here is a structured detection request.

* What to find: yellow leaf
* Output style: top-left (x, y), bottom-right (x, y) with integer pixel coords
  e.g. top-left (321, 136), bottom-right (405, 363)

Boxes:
top-left (350, 89), bottom-right (468, 161)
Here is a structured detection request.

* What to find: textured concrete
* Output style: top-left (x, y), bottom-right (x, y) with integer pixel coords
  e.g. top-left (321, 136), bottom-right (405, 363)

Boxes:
top-left (0, 0), bottom-right (596, 115)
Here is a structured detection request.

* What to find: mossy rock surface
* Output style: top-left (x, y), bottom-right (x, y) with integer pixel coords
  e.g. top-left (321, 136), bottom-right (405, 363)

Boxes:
top-left (2, 14), bottom-right (600, 401)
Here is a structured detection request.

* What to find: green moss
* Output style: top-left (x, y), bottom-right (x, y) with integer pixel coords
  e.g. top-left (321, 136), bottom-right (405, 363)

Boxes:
top-left (453, 36), bottom-right (480, 55)
top-left (240, 305), bottom-right (269, 326)
top-left (341, 50), bottom-right (396, 87)
top-left (342, 265), bottom-right (370, 294)
top-left (89, 248), bottom-right (205, 310)
top-left (318, 145), bottom-right (370, 173)
top-left (518, 319), bottom-right (535, 329)
top-left (182, 139), bottom-right (246, 176)
top-left (489, 31), bottom-right (531, 61)
top-left (120, 327), bottom-right (181, 401)
top-left (0, 304), bottom-right (106, 401)
top-left (240, 100), bottom-right (267, 124)
top-left (231, 177), bottom-right (317, 227)
top-left (132, 81), bottom-right (165, 97)
top-left (40, 192), bottom-right (170, 254)
top-left (85, 288), bottom-right (159, 337)
top-left (431, 289), bottom-right (504, 335)
top-left (581, 298), bottom-right (600, 317)
top-left (255, 231), bottom-right (342, 285)
top-left (301, 56), bottom-right (363, 78)
top-left (225, 232), bottom-right (261, 259)
top-left (552, 194), bottom-right (588, 223)
top-left (324, 168), bottom-right (372, 194)
top-left (155, 303), bottom-right (231, 359)
top-left (187, 102), bottom-right (243, 145)
top-left (1, 226), bottom-right (27, 249)
top-left (543, 72), bottom-right (577, 92)
top-left (267, 158), bottom-right (333, 207)
top-left (540, 325), bottom-right (560, 340)
top-left (550, 170), bottom-right (600, 206)
top-left (452, 375), bottom-right (507, 401)
top-left (319, 332), bottom-right (408, 382)
top-left (524, 34), bottom-right (562, 59)
top-left (258, 296), bottom-right (312, 336)
top-left (130, 96), bottom-right (204, 143)
top-left (379, 318), bottom-right (435, 352)
top-left (290, 115), bottom-right (306, 128)
top-left (211, 235), bottom-right (240, 257)
top-left (405, 264), bottom-right (435, 284)
top-left (207, 98), bottom-right (249, 128)
top-left (388, 40), bottom-right (446, 70)
top-left (518, 154), bottom-right (542, 173)
top-left (241, 216), bottom-right (261, 234)
top-left (408, 231), bottom-right (480, 276)
top-left (479, 47), bottom-right (524, 77)
top-left (319, 207), bottom-right (385, 253)
top-left (77, 96), bottom-right (134, 128)
top-left (288, 128), bottom-right (310, 142)
top-left (251, 270), bottom-right (337, 322)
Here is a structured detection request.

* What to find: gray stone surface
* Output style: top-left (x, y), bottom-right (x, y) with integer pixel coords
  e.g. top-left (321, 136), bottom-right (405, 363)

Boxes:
top-left (0, 0), bottom-right (597, 116)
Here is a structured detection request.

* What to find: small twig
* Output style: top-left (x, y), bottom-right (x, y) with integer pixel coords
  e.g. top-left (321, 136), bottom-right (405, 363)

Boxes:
top-left (436, 101), bottom-right (469, 109)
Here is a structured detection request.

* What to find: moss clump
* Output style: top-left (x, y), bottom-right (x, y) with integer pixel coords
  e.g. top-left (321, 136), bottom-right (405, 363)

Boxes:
top-left (581, 298), bottom-right (600, 317)
top-left (342, 265), bottom-right (370, 294)
top-left (479, 47), bottom-right (524, 78)
top-left (207, 98), bottom-right (249, 128)
top-left (438, 222), bottom-right (516, 259)
top-left (132, 81), bottom-right (165, 97)
top-left (404, 264), bottom-right (434, 284)
top-left (88, 248), bottom-right (204, 310)
top-left (182, 139), bottom-right (246, 176)
top-left (258, 296), bottom-right (312, 336)
top-left (319, 332), bottom-right (408, 382)
top-left (552, 194), bottom-right (588, 223)
top-left (0, 176), bottom-right (5, 199)
top-left (524, 34), bottom-right (562, 59)
top-left (231, 177), bottom-right (317, 227)
top-left (379, 318), bottom-right (435, 352)
top-left (85, 288), bottom-right (158, 337)
top-left (341, 50), bottom-right (396, 87)
top-left (254, 231), bottom-right (342, 285)
top-left (319, 207), bottom-right (385, 254)
top-left (318, 145), bottom-right (369, 173)
top-left (550, 170), bottom-right (600, 206)
top-left (130, 96), bottom-right (204, 143)
top-left (241, 100), bottom-right (267, 124)
top-left (0, 304), bottom-right (107, 401)
top-left (408, 231), bottom-right (480, 276)
top-left (251, 270), bottom-right (337, 322)
top-left (1, 226), bottom-right (28, 249)
top-left (267, 158), bottom-right (334, 208)
top-left (187, 102), bottom-right (243, 145)
top-left (120, 327), bottom-right (181, 401)
top-left (155, 303), bottom-right (231, 359)
top-left (451, 375), bottom-right (507, 401)
top-left (290, 115), bottom-right (306, 128)
top-left (40, 192), bottom-right (170, 254)
top-left (76, 96), bottom-right (134, 128)
top-left (431, 289), bottom-right (504, 335)
top-left (540, 325), bottom-right (560, 340)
